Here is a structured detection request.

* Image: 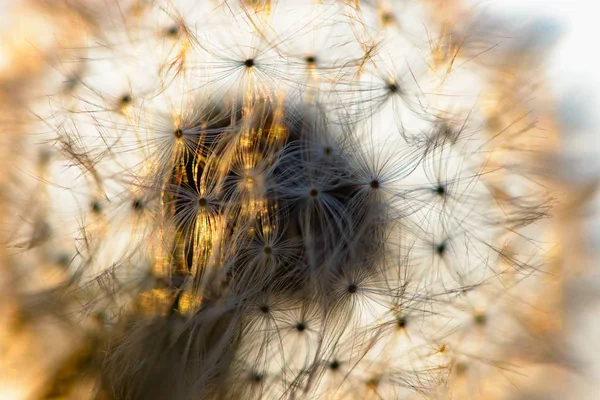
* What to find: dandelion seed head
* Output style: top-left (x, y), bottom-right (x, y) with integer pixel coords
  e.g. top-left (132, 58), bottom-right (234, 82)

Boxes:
top-left (1, 0), bottom-right (564, 398)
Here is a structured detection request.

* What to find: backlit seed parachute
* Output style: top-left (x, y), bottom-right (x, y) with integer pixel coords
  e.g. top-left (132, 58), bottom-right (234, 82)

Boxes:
top-left (0, 0), bottom-right (565, 399)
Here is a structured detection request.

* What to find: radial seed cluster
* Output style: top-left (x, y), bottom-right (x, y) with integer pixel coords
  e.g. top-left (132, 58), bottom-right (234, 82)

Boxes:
top-left (0, 1), bottom-right (562, 399)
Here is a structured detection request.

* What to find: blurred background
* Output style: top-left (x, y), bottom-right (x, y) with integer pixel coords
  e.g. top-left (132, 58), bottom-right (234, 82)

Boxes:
top-left (487, 1), bottom-right (600, 398)
top-left (499, 1), bottom-right (600, 398)
top-left (476, 1), bottom-right (600, 397)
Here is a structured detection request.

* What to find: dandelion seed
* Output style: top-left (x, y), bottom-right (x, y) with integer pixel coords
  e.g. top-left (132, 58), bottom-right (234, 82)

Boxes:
top-left (329, 359), bottom-right (340, 370)
top-left (132, 198), bottom-right (144, 211)
top-left (120, 93), bottom-right (131, 105)
top-left (436, 241), bottom-right (446, 256)
top-left (473, 310), bottom-right (486, 325)
top-left (455, 362), bottom-right (468, 375)
top-left (397, 316), bottom-right (407, 329)
top-left (387, 81), bottom-right (400, 94)
top-left (91, 200), bottom-right (102, 213)
top-left (166, 25), bottom-right (180, 37)
top-left (305, 55), bottom-right (316, 65)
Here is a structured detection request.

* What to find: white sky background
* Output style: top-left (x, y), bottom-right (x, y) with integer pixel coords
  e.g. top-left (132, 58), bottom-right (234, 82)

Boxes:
top-left (483, 0), bottom-right (600, 157)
